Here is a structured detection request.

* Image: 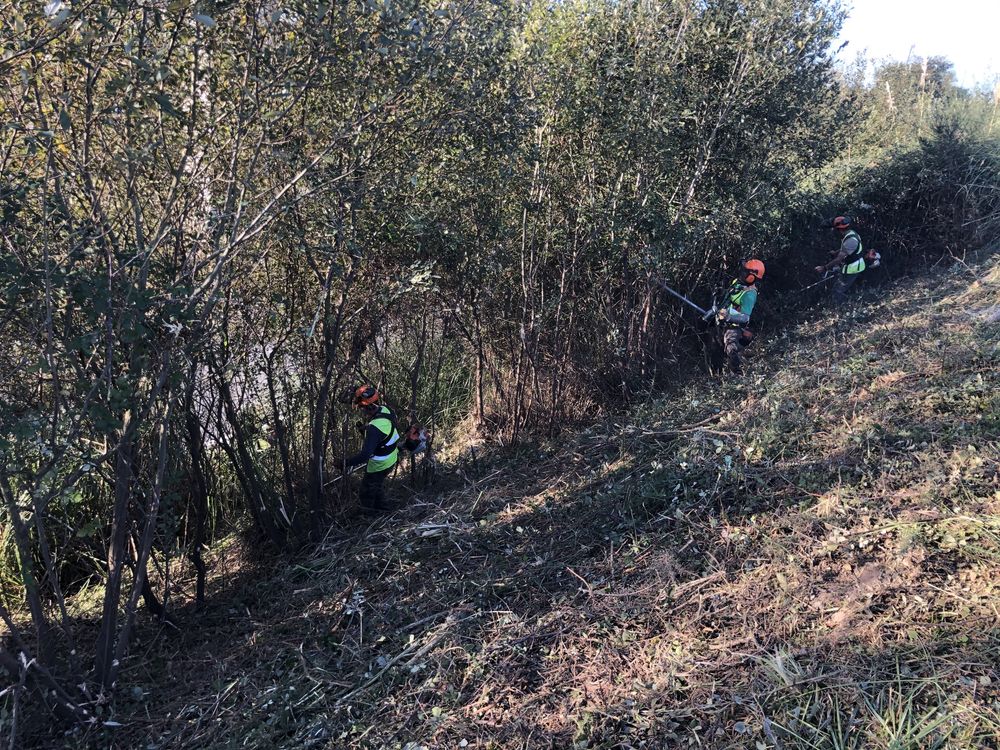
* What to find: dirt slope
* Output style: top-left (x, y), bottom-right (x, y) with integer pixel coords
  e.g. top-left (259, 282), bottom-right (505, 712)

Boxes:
top-left (61, 254), bottom-right (1000, 749)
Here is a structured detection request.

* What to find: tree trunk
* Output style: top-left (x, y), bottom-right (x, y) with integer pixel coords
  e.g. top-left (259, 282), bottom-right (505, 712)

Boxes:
top-left (94, 419), bottom-right (134, 690)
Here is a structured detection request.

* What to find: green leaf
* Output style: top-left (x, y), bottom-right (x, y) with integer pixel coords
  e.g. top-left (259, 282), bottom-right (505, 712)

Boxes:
top-left (75, 519), bottom-right (101, 538)
top-left (152, 93), bottom-right (182, 119)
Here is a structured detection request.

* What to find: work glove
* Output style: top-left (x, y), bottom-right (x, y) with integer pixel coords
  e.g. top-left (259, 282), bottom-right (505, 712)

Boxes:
top-left (814, 265), bottom-right (825, 274)
top-left (716, 308), bottom-right (729, 323)
top-left (354, 420), bottom-right (365, 435)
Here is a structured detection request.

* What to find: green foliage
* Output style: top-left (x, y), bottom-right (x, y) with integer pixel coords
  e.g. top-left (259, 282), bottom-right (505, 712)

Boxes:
top-left (761, 58), bottom-right (1000, 300)
top-left (850, 122), bottom-right (1000, 260)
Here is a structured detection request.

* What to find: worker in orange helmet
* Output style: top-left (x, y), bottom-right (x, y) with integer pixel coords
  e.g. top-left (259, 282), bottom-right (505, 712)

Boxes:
top-left (344, 385), bottom-right (400, 513)
top-left (816, 216), bottom-right (866, 304)
top-left (714, 259), bottom-right (764, 375)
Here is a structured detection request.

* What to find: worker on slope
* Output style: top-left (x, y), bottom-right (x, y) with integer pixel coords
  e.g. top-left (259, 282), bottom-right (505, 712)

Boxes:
top-left (815, 216), bottom-right (865, 304)
top-left (715, 259), bottom-right (764, 376)
top-left (344, 385), bottom-right (400, 514)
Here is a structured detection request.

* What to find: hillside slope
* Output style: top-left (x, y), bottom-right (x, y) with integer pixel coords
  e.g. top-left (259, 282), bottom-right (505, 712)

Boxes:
top-left (72, 255), bottom-right (999, 749)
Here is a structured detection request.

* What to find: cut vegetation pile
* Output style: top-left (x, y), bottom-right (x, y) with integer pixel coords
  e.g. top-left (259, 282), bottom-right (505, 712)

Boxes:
top-left (48, 254), bottom-right (1000, 748)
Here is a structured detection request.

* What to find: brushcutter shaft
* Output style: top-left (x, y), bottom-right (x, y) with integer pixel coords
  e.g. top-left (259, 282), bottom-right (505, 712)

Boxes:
top-left (655, 279), bottom-right (711, 317)
top-left (796, 272), bottom-right (835, 293)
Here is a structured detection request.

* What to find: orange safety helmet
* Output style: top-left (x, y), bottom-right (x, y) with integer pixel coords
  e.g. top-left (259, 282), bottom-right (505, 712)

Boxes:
top-left (743, 259), bottom-right (765, 284)
top-left (832, 216), bottom-right (852, 231)
top-left (353, 384), bottom-right (380, 407)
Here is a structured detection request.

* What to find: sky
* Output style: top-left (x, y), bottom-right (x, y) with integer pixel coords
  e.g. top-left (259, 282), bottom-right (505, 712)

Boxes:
top-left (836, 0), bottom-right (1000, 89)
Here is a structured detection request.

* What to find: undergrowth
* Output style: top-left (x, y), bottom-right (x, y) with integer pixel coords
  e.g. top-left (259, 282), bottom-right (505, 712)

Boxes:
top-left (11, 254), bottom-right (1000, 749)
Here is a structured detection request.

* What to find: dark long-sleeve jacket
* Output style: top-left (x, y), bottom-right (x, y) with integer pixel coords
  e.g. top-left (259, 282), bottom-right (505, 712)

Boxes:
top-left (346, 424), bottom-right (390, 468)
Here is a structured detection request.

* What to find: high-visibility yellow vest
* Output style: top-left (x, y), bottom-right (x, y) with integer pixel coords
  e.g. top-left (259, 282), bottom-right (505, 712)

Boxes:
top-left (367, 406), bottom-right (399, 473)
top-left (841, 230), bottom-right (866, 275)
top-left (724, 279), bottom-right (757, 323)
top-left (726, 281), bottom-right (753, 308)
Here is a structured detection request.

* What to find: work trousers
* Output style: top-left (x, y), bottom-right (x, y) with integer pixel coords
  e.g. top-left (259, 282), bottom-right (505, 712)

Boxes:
top-left (359, 466), bottom-right (393, 511)
top-left (722, 328), bottom-right (745, 375)
top-left (832, 272), bottom-right (860, 305)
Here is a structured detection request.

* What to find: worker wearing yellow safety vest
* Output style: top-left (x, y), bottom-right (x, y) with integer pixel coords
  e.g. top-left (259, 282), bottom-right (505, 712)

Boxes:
top-left (715, 259), bottom-right (764, 375)
top-left (345, 385), bottom-right (400, 513)
top-left (815, 216), bottom-right (865, 304)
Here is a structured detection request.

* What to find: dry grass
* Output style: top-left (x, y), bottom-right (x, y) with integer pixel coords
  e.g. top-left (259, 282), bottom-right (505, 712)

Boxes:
top-left (17, 253), bottom-right (1000, 749)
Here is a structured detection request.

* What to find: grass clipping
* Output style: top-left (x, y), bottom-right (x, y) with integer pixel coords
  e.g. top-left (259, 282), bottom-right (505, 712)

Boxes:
top-left (52, 256), bottom-right (1000, 749)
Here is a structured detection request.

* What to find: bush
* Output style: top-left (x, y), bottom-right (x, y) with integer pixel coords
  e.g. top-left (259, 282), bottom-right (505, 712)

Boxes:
top-left (853, 122), bottom-right (1000, 263)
